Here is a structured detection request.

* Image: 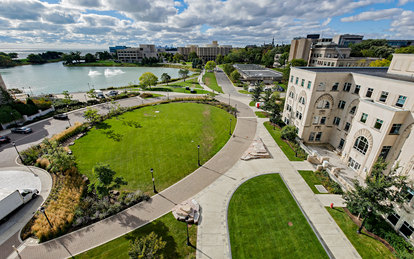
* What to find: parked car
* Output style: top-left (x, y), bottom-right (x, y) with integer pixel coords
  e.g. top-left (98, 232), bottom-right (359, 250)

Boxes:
top-left (107, 90), bottom-right (118, 97)
top-left (53, 114), bottom-right (68, 120)
top-left (0, 135), bottom-right (11, 145)
top-left (11, 127), bottom-right (32, 134)
top-left (94, 90), bottom-right (105, 99)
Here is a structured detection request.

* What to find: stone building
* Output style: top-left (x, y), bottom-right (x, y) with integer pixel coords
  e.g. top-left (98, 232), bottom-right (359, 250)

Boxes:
top-left (116, 44), bottom-right (158, 63)
top-left (178, 41), bottom-right (232, 62)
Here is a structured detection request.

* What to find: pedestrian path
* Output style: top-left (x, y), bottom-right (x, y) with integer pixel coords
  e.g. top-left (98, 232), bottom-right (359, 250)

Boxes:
top-left (12, 98), bottom-right (257, 259)
top-left (195, 118), bottom-right (360, 259)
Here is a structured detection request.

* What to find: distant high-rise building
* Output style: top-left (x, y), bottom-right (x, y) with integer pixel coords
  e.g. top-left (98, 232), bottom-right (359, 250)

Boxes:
top-left (109, 46), bottom-right (129, 54)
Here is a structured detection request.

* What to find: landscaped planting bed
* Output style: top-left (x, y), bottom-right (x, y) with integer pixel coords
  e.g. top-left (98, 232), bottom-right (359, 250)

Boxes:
top-left (228, 174), bottom-right (328, 259)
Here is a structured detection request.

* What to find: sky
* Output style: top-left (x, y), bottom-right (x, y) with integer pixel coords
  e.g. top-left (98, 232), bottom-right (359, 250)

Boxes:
top-left (0, 0), bottom-right (413, 49)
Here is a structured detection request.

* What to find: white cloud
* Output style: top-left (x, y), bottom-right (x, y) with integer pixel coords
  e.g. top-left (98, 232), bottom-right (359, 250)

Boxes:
top-left (398, 0), bottom-right (414, 5)
top-left (341, 8), bottom-right (402, 22)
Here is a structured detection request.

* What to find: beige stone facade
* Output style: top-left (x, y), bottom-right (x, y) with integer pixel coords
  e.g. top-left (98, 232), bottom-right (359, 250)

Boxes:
top-left (289, 38), bottom-right (313, 62)
top-left (116, 44), bottom-right (158, 63)
top-left (178, 41), bottom-right (232, 62)
top-left (283, 54), bottom-right (414, 239)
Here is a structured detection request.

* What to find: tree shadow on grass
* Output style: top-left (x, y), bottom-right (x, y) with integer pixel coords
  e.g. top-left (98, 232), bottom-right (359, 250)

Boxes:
top-left (95, 122), bottom-right (111, 130)
top-left (124, 221), bottom-right (180, 259)
top-left (103, 129), bottom-right (123, 142)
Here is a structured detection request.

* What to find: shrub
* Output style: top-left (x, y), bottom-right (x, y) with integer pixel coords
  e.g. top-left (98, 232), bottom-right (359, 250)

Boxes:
top-left (140, 93), bottom-right (153, 98)
top-left (315, 170), bottom-right (343, 194)
top-left (50, 122), bottom-right (86, 144)
top-left (129, 232), bottom-right (166, 259)
top-left (281, 125), bottom-right (297, 141)
top-left (20, 145), bottom-right (43, 165)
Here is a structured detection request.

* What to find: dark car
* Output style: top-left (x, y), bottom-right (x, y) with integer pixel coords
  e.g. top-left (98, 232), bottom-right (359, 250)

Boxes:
top-left (53, 114), bottom-right (69, 120)
top-left (11, 127), bottom-right (32, 134)
top-left (0, 135), bottom-right (11, 145)
top-left (107, 90), bottom-right (118, 97)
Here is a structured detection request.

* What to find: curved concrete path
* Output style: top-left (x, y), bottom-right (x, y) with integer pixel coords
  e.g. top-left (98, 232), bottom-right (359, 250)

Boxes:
top-left (11, 98), bottom-right (256, 259)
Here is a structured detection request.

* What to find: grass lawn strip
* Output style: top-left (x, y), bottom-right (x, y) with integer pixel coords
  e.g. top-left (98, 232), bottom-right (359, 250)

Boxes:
top-left (202, 72), bottom-right (223, 93)
top-left (228, 174), bottom-right (328, 259)
top-left (263, 121), bottom-right (304, 161)
top-left (71, 102), bottom-right (235, 193)
top-left (328, 208), bottom-right (395, 259)
top-left (255, 111), bottom-right (269, 118)
top-left (74, 213), bottom-right (197, 259)
top-left (298, 170), bottom-right (322, 194)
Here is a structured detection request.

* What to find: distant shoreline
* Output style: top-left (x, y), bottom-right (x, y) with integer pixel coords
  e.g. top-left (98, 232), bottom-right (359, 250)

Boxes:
top-left (65, 62), bottom-right (199, 71)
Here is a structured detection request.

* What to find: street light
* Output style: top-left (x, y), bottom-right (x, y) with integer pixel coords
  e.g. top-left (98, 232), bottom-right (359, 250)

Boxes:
top-left (39, 206), bottom-right (53, 229)
top-left (185, 216), bottom-right (191, 246)
top-left (197, 145), bottom-right (201, 166)
top-left (150, 168), bottom-right (157, 193)
top-left (229, 118), bottom-right (232, 136)
top-left (357, 207), bottom-right (372, 234)
top-left (12, 245), bottom-right (21, 259)
top-left (12, 142), bottom-right (23, 164)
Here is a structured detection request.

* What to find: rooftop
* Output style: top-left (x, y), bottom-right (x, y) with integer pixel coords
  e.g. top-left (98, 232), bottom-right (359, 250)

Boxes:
top-left (300, 67), bottom-right (414, 83)
top-left (234, 64), bottom-right (283, 79)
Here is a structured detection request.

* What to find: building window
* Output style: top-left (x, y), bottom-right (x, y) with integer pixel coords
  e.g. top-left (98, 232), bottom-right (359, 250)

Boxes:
top-left (348, 157), bottom-right (361, 171)
top-left (290, 76), bottom-right (294, 83)
top-left (316, 100), bottom-right (330, 109)
top-left (309, 132), bottom-right (315, 141)
top-left (295, 77), bottom-right (299, 84)
top-left (389, 124), bottom-right (402, 135)
top-left (350, 106), bottom-right (356, 115)
top-left (315, 132), bottom-right (322, 141)
top-left (374, 119), bottom-right (383, 130)
top-left (338, 100), bottom-right (346, 109)
top-left (379, 146), bottom-right (391, 160)
top-left (338, 138), bottom-right (345, 150)
top-left (320, 117), bottom-right (326, 125)
top-left (354, 85), bottom-right (361, 94)
top-left (301, 79), bottom-right (305, 87)
top-left (366, 88), bottom-right (373, 98)
top-left (332, 82), bottom-right (339, 91)
top-left (353, 136), bottom-right (369, 155)
top-left (387, 213), bottom-right (400, 226)
top-left (289, 91), bottom-right (294, 98)
top-left (299, 97), bottom-right (305, 105)
top-left (379, 91), bottom-right (388, 102)
top-left (360, 113), bottom-right (368, 123)
top-left (296, 111), bottom-right (302, 120)
top-left (396, 95), bottom-right (407, 108)
top-left (333, 117), bottom-right (341, 126)
top-left (399, 221), bottom-right (414, 238)
top-left (344, 122), bottom-right (350, 132)
top-left (307, 81), bottom-right (312, 89)
top-left (343, 82), bottom-right (351, 92)
top-left (312, 116), bottom-right (319, 124)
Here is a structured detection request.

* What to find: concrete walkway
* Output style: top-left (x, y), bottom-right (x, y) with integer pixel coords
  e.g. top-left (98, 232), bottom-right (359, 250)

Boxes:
top-left (195, 115), bottom-right (361, 259)
top-left (12, 98), bottom-right (256, 259)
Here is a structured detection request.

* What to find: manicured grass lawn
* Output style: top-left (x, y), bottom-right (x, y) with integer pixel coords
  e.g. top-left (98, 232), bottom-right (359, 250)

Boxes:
top-left (74, 213), bottom-right (197, 259)
top-left (238, 90), bottom-right (251, 94)
top-left (328, 208), bottom-right (395, 259)
top-left (255, 111), bottom-right (269, 118)
top-left (298, 170), bottom-right (322, 194)
top-left (249, 101), bottom-right (255, 106)
top-left (141, 93), bottom-right (163, 98)
top-left (263, 122), bottom-right (304, 161)
top-left (228, 174), bottom-right (328, 259)
top-left (72, 103), bottom-right (235, 193)
top-left (169, 77), bottom-right (203, 89)
top-left (202, 72), bottom-right (223, 93)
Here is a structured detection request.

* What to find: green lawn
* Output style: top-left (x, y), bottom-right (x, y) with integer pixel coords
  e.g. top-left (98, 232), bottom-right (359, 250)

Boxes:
top-left (255, 111), bottom-right (269, 118)
top-left (298, 170), bottom-right (322, 194)
top-left (249, 101), bottom-right (256, 106)
top-left (168, 77), bottom-right (203, 89)
top-left (202, 72), bottom-right (223, 93)
top-left (74, 213), bottom-right (197, 259)
top-left (238, 90), bottom-right (251, 94)
top-left (263, 122), bottom-right (304, 161)
top-left (328, 208), bottom-right (395, 259)
top-left (71, 103), bottom-right (235, 193)
top-left (228, 174), bottom-right (328, 259)
top-left (148, 86), bottom-right (213, 96)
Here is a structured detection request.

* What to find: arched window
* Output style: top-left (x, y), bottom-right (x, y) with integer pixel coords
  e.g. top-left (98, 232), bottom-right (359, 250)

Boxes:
top-left (350, 106), bottom-right (356, 115)
top-left (317, 100), bottom-right (330, 109)
top-left (353, 136), bottom-right (369, 155)
top-left (299, 97), bottom-right (305, 105)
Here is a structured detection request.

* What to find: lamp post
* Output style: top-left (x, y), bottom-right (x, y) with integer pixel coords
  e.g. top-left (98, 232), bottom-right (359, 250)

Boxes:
top-left (228, 93), bottom-right (230, 106)
top-left (185, 216), bottom-right (191, 246)
top-left (229, 118), bottom-right (232, 136)
top-left (12, 245), bottom-right (21, 259)
top-left (150, 168), bottom-right (157, 193)
top-left (197, 145), bottom-right (201, 166)
top-left (357, 207), bottom-right (372, 234)
top-left (10, 112), bottom-right (17, 126)
top-left (66, 105), bottom-right (71, 127)
top-left (39, 206), bottom-right (53, 229)
top-left (12, 142), bottom-right (23, 163)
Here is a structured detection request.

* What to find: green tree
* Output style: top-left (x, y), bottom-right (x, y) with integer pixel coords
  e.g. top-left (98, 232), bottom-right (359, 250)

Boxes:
top-left (268, 94), bottom-right (281, 124)
top-left (261, 48), bottom-right (277, 67)
top-left (91, 163), bottom-right (127, 198)
top-left (173, 53), bottom-right (184, 63)
top-left (188, 51), bottom-right (198, 62)
top-left (62, 53), bottom-right (74, 65)
top-left (192, 58), bottom-right (203, 69)
top-left (395, 46), bottom-right (414, 54)
top-left (205, 61), bottom-right (217, 71)
top-left (62, 90), bottom-right (73, 105)
top-left (27, 54), bottom-right (45, 64)
top-left (43, 140), bottom-right (76, 174)
top-left (290, 59), bottom-right (307, 67)
top-left (215, 54), bottom-right (224, 64)
top-left (96, 51), bottom-right (112, 60)
top-left (86, 89), bottom-right (97, 99)
top-left (0, 54), bottom-right (14, 67)
top-left (139, 72), bottom-right (158, 89)
top-left (7, 53), bottom-right (18, 59)
top-left (83, 107), bottom-right (101, 124)
top-left (178, 69), bottom-right (189, 82)
top-left (281, 125), bottom-right (297, 141)
top-left (128, 232), bottom-right (166, 259)
top-left (222, 63), bottom-right (235, 75)
top-left (84, 53), bottom-right (96, 63)
top-left (278, 52), bottom-right (289, 67)
top-left (230, 70), bottom-right (240, 82)
top-left (160, 73), bottom-right (171, 85)
top-left (343, 159), bottom-right (409, 234)
top-left (369, 59), bottom-right (391, 67)
top-left (251, 84), bottom-right (263, 103)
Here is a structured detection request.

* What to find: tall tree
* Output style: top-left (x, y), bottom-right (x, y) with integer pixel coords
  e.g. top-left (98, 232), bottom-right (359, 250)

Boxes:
top-left (251, 84), bottom-right (263, 103)
top-left (205, 60), bottom-right (217, 72)
top-left (62, 90), bottom-right (73, 105)
top-left (343, 159), bottom-right (410, 234)
top-left (91, 163), bottom-right (127, 198)
top-left (83, 107), bottom-right (101, 124)
top-left (160, 73), bottom-right (171, 85)
top-left (215, 54), bottom-right (224, 64)
top-left (84, 53), bottom-right (96, 63)
top-left (139, 72), bottom-right (158, 89)
top-left (188, 51), bottom-right (198, 62)
top-left (178, 69), bottom-right (189, 82)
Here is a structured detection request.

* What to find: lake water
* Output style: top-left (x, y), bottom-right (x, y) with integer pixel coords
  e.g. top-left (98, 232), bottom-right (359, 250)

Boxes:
top-left (0, 62), bottom-right (190, 95)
